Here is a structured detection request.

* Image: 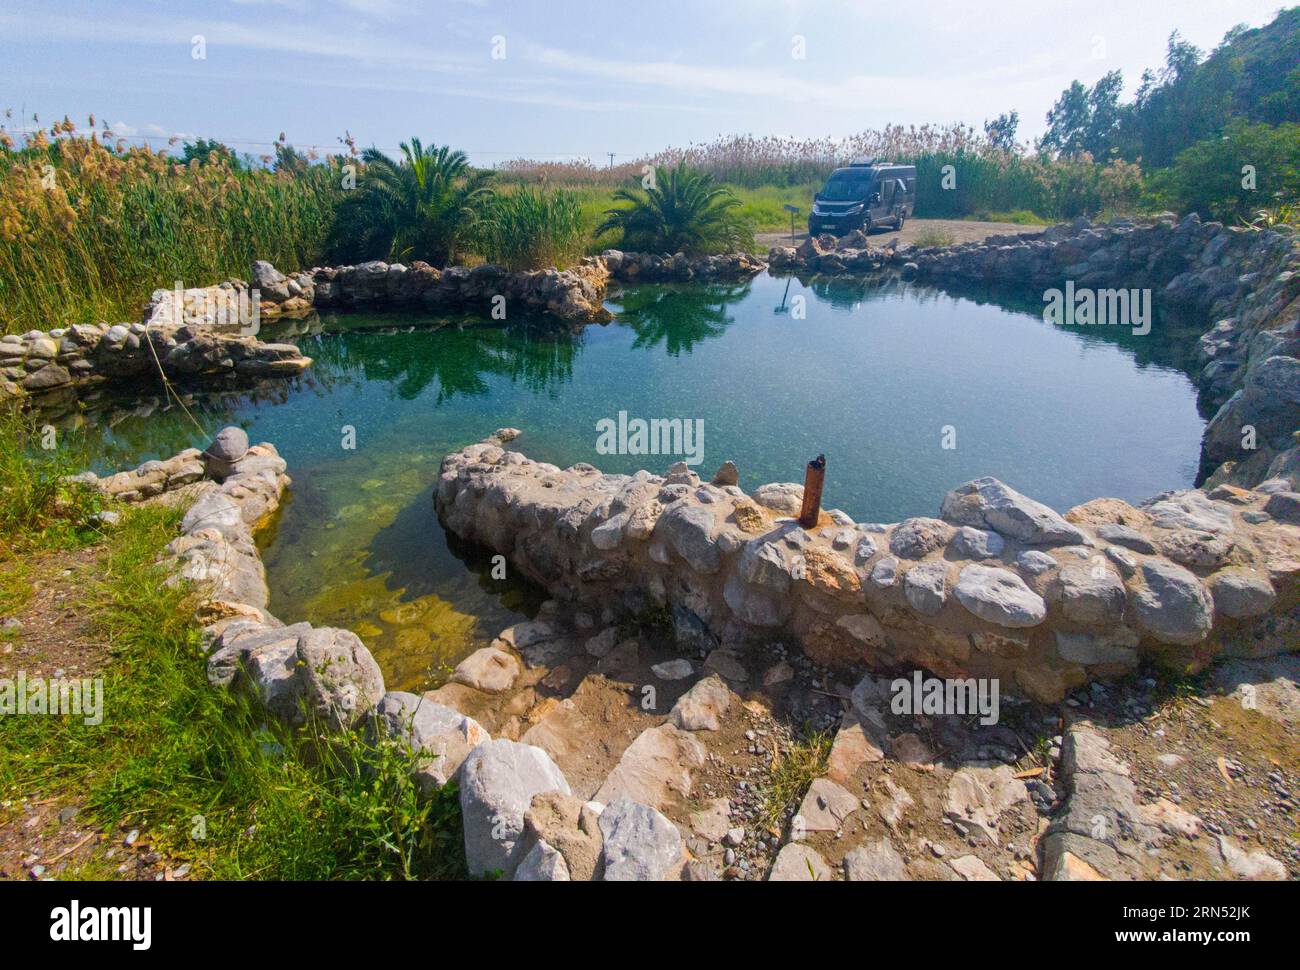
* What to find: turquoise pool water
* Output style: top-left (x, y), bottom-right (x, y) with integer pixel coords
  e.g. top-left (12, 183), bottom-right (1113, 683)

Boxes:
top-left (59, 272), bottom-right (1208, 689)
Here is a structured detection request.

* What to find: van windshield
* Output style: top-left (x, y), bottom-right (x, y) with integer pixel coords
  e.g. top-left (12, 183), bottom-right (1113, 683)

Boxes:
top-left (820, 174), bottom-right (872, 201)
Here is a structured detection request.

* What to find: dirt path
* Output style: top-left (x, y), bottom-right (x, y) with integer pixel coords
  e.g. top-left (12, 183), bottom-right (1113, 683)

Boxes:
top-left (0, 546), bottom-right (175, 882)
top-left (757, 218), bottom-right (1043, 251)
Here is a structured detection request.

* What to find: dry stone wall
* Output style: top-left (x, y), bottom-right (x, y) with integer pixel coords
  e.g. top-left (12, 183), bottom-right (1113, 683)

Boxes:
top-left (201, 252), bottom-right (764, 330)
top-left (435, 438), bottom-right (1300, 704)
top-left (0, 321), bottom-right (310, 403)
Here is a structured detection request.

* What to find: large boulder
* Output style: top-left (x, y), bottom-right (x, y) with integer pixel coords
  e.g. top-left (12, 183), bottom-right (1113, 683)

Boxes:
top-left (521, 791), bottom-right (604, 881)
top-left (654, 503), bottom-right (721, 573)
top-left (593, 724), bottom-right (706, 809)
top-left (1206, 568), bottom-right (1276, 619)
top-left (451, 646), bottom-right (520, 693)
top-left (460, 739), bottom-right (571, 878)
top-left (752, 482), bottom-right (804, 514)
top-left (295, 627), bottom-right (386, 730)
top-left (202, 426), bottom-right (251, 481)
top-left (1052, 562), bottom-right (1127, 628)
top-left (889, 517), bottom-right (953, 559)
top-left (903, 560), bottom-right (948, 616)
top-left (669, 675), bottom-right (732, 731)
top-left (181, 490), bottom-right (244, 538)
top-left (737, 537), bottom-right (798, 592)
top-left (598, 798), bottom-right (684, 881)
top-left (251, 260), bottom-right (292, 303)
top-left (231, 623), bottom-right (383, 729)
top-left (941, 477), bottom-right (1086, 545)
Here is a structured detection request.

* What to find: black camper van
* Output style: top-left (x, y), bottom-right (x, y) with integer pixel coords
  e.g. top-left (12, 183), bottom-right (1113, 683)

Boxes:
top-left (808, 159), bottom-right (917, 236)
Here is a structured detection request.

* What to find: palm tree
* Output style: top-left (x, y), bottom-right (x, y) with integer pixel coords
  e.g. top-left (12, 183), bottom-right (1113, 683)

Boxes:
top-left (596, 160), bottom-right (752, 254)
top-left (328, 138), bottom-right (493, 266)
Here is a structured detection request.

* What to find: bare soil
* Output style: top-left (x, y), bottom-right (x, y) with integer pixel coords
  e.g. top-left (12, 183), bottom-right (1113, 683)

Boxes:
top-left (757, 218), bottom-right (1043, 251)
top-left (0, 545), bottom-right (175, 882)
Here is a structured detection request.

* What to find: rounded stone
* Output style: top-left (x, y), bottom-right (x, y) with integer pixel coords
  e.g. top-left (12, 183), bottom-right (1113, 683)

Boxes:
top-left (205, 426), bottom-right (250, 463)
top-left (1206, 568), bottom-right (1276, 619)
top-left (1130, 560), bottom-right (1213, 645)
top-left (954, 564), bottom-right (1047, 628)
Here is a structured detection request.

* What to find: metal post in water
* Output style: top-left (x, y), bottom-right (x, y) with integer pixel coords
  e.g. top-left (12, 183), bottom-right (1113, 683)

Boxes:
top-left (799, 454), bottom-right (826, 529)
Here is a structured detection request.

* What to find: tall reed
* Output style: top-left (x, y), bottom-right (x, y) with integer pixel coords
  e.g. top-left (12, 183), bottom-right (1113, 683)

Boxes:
top-left (475, 186), bottom-right (586, 270)
top-left (0, 118), bottom-right (339, 334)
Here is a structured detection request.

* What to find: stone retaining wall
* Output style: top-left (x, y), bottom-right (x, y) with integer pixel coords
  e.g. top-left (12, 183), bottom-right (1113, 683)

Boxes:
top-left (435, 437), bottom-right (1300, 704)
top-left (0, 320), bottom-right (310, 404)
top-left (153, 251), bottom-right (767, 334)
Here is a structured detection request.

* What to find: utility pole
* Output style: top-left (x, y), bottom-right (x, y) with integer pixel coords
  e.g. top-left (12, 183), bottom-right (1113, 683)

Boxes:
top-left (607, 152), bottom-right (615, 168)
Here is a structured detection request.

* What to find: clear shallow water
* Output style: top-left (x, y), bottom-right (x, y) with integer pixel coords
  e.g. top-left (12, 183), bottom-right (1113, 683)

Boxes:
top-left (59, 272), bottom-right (1208, 690)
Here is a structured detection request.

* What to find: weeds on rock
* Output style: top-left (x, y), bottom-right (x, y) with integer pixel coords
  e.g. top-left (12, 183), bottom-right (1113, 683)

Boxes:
top-left (761, 726), bottom-right (832, 831)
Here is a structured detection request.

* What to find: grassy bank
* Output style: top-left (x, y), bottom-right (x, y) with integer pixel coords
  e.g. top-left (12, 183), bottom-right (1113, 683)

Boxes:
top-left (0, 416), bottom-right (463, 880)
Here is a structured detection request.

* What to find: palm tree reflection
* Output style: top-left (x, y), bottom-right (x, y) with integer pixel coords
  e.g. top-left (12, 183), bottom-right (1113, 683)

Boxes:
top-left (616, 281), bottom-right (752, 356)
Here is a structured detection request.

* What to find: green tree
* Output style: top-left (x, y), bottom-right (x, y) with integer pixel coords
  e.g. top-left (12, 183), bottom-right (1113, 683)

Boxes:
top-left (1040, 81), bottom-right (1091, 157)
top-left (983, 111), bottom-right (1020, 152)
top-left (179, 137), bottom-right (242, 169)
top-left (596, 160), bottom-right (753, 254)
top-left (327, 138), bottom-right (493, 266)
top-left (1039, 71), bottom-right (1123, 159)
top-left (273, 141), bottom-right (310, 174)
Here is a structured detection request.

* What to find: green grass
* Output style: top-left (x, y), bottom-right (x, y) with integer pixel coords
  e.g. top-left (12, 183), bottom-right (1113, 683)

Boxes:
top-left (968, 210), bottom-right (1051, 225)
top-left (727, 183), bottom-right (822, 234)
top-left (911, 229), bottom-right (956, 249)
top-left (0, 416), bottom-right (464, 880)
top-left (762, 727), bottom-right (832, 831)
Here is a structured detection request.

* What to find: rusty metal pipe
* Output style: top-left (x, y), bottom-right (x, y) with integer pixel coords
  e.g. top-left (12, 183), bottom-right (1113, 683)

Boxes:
top-left (798, 453), bottom-right (826, 529)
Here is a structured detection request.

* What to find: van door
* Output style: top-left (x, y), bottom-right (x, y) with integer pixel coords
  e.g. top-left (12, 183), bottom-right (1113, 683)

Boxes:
top-left (876, 177), bottom-right (897, 222)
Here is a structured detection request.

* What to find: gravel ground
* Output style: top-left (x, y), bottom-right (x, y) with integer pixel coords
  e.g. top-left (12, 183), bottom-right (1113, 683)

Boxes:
top-left (757, 218), bottom-right (1043, 251)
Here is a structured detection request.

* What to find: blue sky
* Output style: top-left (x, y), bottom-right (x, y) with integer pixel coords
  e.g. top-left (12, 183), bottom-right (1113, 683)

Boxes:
top-left (0, 0), bottom-right (1286, 165)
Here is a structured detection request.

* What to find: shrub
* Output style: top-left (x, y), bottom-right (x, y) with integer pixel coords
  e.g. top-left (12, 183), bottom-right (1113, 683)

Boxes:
top-left (1144, 120), bottom-right (1300, 222)
top-left (596, 161), bottom-right (753, 254)
top-left (912, 229), bottom-right (955, 248)
top-left (0, 410), bottom-right (101, 552)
